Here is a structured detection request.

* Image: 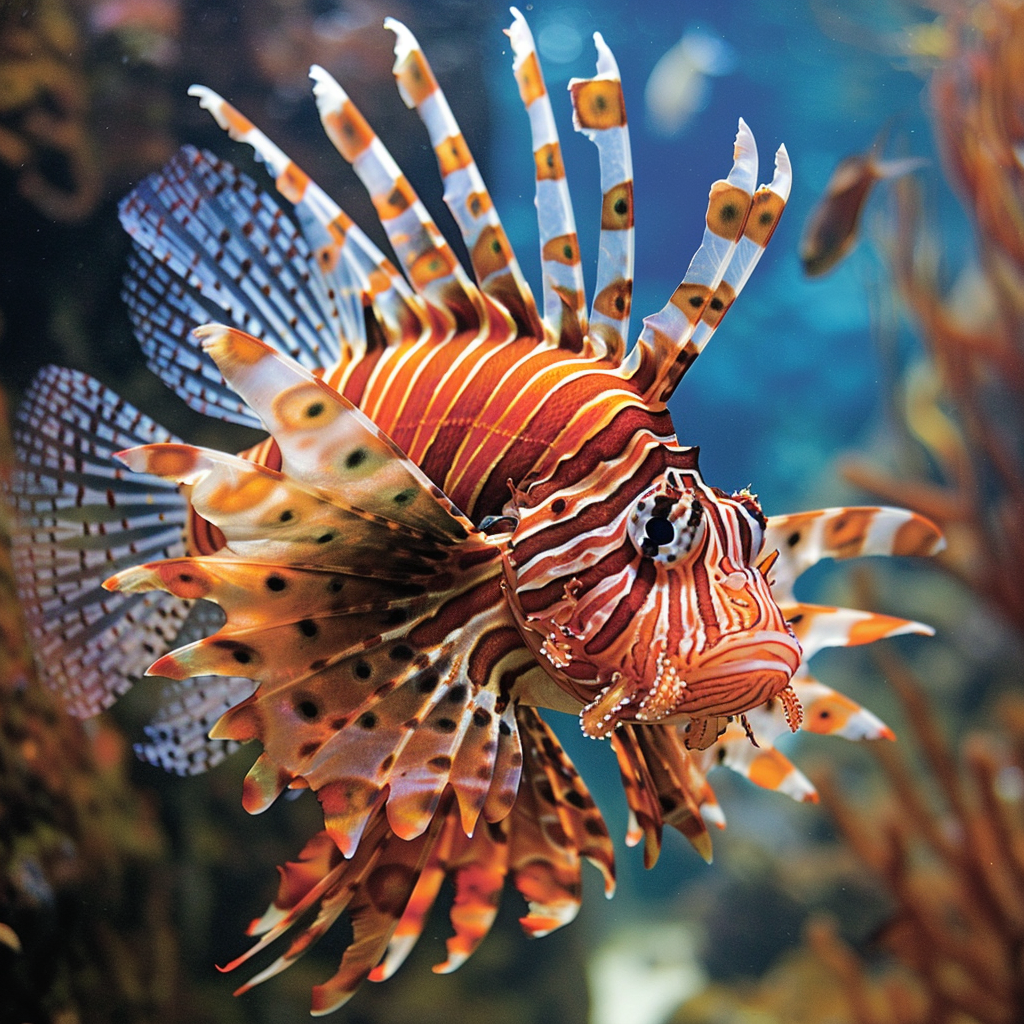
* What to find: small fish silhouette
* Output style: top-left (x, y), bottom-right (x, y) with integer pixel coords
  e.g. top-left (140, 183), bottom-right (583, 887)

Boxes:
top-left (800, 129), bottom-right (926, 276)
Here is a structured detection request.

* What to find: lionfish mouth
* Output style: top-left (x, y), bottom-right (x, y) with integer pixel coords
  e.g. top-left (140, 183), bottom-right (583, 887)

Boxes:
top-left (579, 630), bottom-right (802, 739)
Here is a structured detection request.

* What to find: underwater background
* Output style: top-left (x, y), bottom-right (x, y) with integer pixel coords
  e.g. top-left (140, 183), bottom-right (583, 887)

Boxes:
top-left (2, 0), bottom-right (1022, 1021)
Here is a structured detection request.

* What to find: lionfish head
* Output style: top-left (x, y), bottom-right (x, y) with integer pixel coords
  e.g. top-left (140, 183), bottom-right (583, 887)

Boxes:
top-left (503, 455), bottom-right (802, 742)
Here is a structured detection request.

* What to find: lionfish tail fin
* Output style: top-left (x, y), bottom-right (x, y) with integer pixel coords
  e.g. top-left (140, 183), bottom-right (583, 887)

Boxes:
top-left (7, 366), bottom-right (191, 716)
top-left (628, 122), bottom-right (790, 403)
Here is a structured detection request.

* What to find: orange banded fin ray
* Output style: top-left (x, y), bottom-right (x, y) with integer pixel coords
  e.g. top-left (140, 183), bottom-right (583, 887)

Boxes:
top-left (309, 64), bottom-right (489, 337)
top-left (569, 32), bottom-right (633, 363)
top-left (629, 121), bottom-right (786, 403)
top-left (112, 442), bottom-right (457, 573)
top-left (784, 602), bottom-right (934, 660)
top-left (386, 18), bottom-right (541, 340)
top-left (433, 815), bottom-right (511, 973)
top-left (7, 366), bottom-right (191, 718)
top-left (610, 726), bottom-right (662, 857)
top-left (507, 7), bottom-right (587, 346)
top-left (791, 667), bottom-right (895, 741)
top-left (710, 720), bottom-right (818, 803)
top-left (682, 144), bottom-right (791, 363)
top-left (197, 324), bottom-right (475, 540)
top-left (516, 707), bottom-right (615, 906)
top-left (120, 146), bottom-right (349, 390)
top-left (370, 813), bottom-right (459, 981)
top-left (188, 85), bottom-right (426, 348)
top-left (762, 505), bottom-right (945, 604)
top-left (307, 816), bottom-right (441, 1015)
top-left (630, 725), bottom-right (716, 863)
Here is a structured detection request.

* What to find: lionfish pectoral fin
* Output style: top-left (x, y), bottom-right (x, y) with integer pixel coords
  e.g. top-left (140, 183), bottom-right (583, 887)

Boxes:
top-left (762, 505), bottom-right (944, 603)
top-left (120, 146), bottom-right (367, 427)
top-left (627, 121), bottom-right (791, 403)
top-left (222, 711), bottom-right (616, 1004)
top-left (106, 320), bottom-right (538, 849)
top-left (7, 366), bottom-right (191, 717)
top-left (785, 603), bottom-right (934, 660)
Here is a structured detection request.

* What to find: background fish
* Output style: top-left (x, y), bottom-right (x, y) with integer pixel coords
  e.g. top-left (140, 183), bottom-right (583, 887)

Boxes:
top-left (800, 126), bottom-right (926, 276)
top-left (644, 28), bottom-right (737, 137)
top-left (6, 8), bottom-right (942, 1015)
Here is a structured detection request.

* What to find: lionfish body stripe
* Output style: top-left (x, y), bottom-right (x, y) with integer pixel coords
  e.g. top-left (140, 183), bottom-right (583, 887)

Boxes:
top-left (7, 9), bottom-right (944, 1014)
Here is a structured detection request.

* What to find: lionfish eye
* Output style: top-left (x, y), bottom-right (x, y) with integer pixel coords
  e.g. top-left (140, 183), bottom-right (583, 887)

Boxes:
top-left (628, 485), bottom-right (706, 563)
top-left (644, 517), bottom-right (675, 546)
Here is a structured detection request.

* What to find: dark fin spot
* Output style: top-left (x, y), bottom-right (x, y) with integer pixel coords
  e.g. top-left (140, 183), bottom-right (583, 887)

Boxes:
top-left (298, 619), bottom-right (318, 638)
top-left (355, 660), bottom-right (372, 679)
top-left (416, 669), bottom-right (440, 694)
top-left (358, 712), bottom-right (378, 729)
top-left (345, 447), bottom-right (367, 469)
top-left (266, 575), bottom-right (286, 591)
top-left (296, 699), bottom-right (319, 720)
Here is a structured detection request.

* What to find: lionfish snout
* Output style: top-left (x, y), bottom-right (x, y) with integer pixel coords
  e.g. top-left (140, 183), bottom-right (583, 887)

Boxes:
top-left (503, 467), bottom-right (804, 740)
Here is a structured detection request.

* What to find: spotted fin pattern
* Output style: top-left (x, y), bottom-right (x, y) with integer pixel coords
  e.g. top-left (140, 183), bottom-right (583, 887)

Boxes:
top-left (120, 147), bottom-right (352, 427)
top-left (386, 18), bottom-right (543, 341)
top-left (218, 706), bottom-right (612, 1015)
top-left (9, 367), bottom-right (191, 716)
top-left (309, 65), bottom-right (493, 338)
top-left (187, 86), bottom-right (427, 349)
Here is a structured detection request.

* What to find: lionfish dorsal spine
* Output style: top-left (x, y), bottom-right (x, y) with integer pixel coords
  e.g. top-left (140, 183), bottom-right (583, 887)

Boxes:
top-left (385, 18), bottom-right (544, 343)
top-left (186, 84), bottom-right (428, 351)
top-left (628, 122), bottom-right (791, 403)
top-left (309, 65), bottom-right (497, 340)
top-left (507, 7), bottom-right (588, 348)
top-left (568, 31), bottom-right (634, 364)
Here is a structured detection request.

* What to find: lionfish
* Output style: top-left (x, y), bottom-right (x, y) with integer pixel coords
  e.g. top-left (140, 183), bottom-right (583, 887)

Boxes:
top-left (8, 10), bottom-right (943, 1015)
